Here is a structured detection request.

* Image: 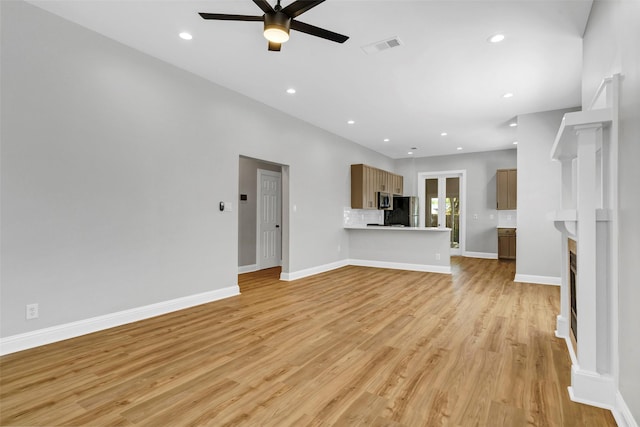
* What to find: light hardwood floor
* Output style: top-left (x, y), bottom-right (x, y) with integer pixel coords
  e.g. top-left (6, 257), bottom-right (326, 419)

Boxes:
top-left (0, 257), bottom-right (616, 426)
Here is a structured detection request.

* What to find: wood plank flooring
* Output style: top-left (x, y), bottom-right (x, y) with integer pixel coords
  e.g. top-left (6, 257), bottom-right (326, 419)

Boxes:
top-left (1, 257), bottom-right (617, 426)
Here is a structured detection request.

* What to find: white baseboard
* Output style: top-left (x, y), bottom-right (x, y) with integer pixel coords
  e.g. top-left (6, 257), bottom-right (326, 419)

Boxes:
top-left (615, 390), bottom-right (639, 427)
top-left (348, 259), bottom-right (452, 275)
top-left (280, 258), bottom-right (453, 281)
top-left (0, 285), bottom-right (240, 356)
top-left (463, 251), bottom-right (498, 259)
top-left (569, 365), bottom-right (617, 409)
top-left (514, 273), bottom-right (561, 286)
top-left (280, 260), bottom-right (349, 281)
top-left (238, 264), bottom-right (258, 274)
top-left (555, 315), bottom-right (569, 339)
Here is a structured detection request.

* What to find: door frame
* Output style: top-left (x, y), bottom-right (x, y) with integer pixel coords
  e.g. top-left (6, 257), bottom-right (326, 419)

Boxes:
top-left (417, 170), bottom-right (466, 256)
top-left (256, 169), bottom-right (282, 269)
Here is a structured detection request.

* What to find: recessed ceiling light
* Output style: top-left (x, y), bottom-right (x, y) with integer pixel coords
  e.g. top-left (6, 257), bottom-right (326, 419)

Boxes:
top-left (456, 147), bottom-right (463, 151)
top-left (503, 92), bottom-right (514, 98)
top-left (286, 88), bottom-right (296, 94)
top-left (441, 132), bottom-right (448, 136)
top-left (347, 120), bottom-right (355, 125)
top-left (509, 122), bottom-right (518, 127)
top-left (408, 151), bottom-right (413, 155)
top-left (488, 34), bottom-right (505, 43)
top-left (513, 141), bottom-right (519, 145)
top-left (383, 138), bottom-right (390, 142)
top-left (179, 32), bottom-right (193, 40)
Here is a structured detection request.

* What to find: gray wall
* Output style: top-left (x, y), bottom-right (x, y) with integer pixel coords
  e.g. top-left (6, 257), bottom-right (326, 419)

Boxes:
top-left (583, 0), bottom-right (640, 421)
top-left (238, 156), bottom-right (281, 267)
top-left (0, 1), bottom-right (392, 337)
top-left (394, 149), bottom-right (517, 254)
top-left (515, 108), bottom-right (576, 279)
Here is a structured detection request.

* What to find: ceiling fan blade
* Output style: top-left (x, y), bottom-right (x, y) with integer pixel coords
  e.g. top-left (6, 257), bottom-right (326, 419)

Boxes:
top-left (282, 0), bottom-right (325, 18)
top-left (253, 0), bottom-right (275, 14)
top-left (268, 41), bottom-right (282, 51)
top-left (291, 20), bottom-right (349, 43)
top-left (199, 13), bottom-right (263, 22)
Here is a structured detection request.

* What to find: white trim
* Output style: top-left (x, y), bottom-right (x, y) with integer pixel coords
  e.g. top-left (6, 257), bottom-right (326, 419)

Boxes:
top-left (615, 390), bottom-right (639, 427)
top-left (514, 274), bottom-right (561, 286)
top-left (348, 259), bottom-right (452, 275)
top-left (568, 365), bottom-right (616, 409)
top-left (463, 251), bottom-right (498, 259)
top-left (0, 286), bottom-right (240, 356)
top-left (555, 315), bottom-right (569, 339)
top-left (238, 264), bottom-right (258, 274)
top-left (280, 258), bottom-right (453, 281)
top-left (280, 260), bottom-right (349, 281)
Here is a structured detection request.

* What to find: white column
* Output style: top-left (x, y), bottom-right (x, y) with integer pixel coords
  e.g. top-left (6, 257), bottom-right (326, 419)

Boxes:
top-left (574, 124), bottom-right (602, 373)
top-left (556, 159), bottom-right (574, 338)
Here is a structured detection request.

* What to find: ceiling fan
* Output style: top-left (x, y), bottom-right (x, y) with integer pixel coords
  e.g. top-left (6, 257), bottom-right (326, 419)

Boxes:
top-left (199, 0), bottom-right (349, 52)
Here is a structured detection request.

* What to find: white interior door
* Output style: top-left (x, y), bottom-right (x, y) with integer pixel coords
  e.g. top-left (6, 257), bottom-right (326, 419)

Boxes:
top-left (257, 169), bottom-right (282, 269)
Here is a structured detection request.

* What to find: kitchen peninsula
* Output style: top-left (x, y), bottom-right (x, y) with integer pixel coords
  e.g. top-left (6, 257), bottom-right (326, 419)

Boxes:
top-left (344, 225), bottom-right (452, 274)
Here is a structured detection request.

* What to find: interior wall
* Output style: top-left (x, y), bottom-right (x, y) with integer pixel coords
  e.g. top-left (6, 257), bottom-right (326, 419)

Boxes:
top-left (394, 149), bottom-right (516, 255)
top-left (515, 108), bottom-right (577, 280)
top-left (0, 1), bottom-right (392, 338)
top-left (583, 0), bottom-right (640, 422)
top-left (238, 156), bottom-right (281, 268)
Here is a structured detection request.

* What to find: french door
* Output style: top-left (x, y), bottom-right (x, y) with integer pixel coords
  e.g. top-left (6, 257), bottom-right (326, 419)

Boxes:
top-left (418, 171), bottom-right (465, 255)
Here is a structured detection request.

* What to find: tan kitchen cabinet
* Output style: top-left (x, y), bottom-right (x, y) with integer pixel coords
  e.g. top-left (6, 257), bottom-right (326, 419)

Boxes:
top-left (497, 169), bottom-right (517, 210)
top-left (351, 164), bottom-right (404, 209)
top-left (498, 228), bottom-right (516, 259)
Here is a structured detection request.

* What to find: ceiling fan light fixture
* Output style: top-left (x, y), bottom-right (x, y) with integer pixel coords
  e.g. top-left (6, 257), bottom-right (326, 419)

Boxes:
top-left (264, 13), bottom-right (291, 43)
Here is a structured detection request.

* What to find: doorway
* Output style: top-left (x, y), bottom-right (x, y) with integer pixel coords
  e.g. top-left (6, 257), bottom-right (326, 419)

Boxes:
top-left (238, 156), bottom-right (288, 276)
top-left (418, 170), bottom-right (466, 255)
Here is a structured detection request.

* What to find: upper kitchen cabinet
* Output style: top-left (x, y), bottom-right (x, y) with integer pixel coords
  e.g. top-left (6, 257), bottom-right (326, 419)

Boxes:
top-left (391, 174), bottom-right (403, 196)
top-left (351, 164), bottom-right (377, 209)
top-left (496, 169), bottom-right (517, 210)
top-left (351, 164), bottom-right (404, 209)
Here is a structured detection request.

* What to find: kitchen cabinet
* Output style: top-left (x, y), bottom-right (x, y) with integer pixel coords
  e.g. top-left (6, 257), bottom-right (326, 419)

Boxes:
top-left (497, 169), bottom-right (517, 210)
top-left (351, 164), bottom-right (404, 209)
top-left (498, 228), bottom-right (516, 259)
top-left (391, 174), bottom-right (403, 195)
top-left (351, 164), bottom-right (377, 209)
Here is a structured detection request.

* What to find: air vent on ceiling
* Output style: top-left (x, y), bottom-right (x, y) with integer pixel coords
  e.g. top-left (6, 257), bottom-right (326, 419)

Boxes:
top-left (361, 36), bottom-right (403, 55)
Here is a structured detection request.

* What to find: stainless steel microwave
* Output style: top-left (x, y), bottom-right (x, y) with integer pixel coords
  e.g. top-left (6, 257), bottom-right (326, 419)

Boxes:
top-left (377, 192), bottom-right (391, 209)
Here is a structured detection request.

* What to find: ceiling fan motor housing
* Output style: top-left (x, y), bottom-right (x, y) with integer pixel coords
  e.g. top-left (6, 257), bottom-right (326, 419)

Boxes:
top-left (264, 12), bottom-right (291, 42)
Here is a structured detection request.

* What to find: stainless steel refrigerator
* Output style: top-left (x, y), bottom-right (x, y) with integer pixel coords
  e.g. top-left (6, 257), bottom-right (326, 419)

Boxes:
top-left (384, 196), bottom-right (419, 227)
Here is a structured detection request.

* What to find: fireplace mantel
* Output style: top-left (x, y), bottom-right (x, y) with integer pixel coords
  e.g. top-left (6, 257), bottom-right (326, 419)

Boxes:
top-left (549, 74), bottom-right (620, 411)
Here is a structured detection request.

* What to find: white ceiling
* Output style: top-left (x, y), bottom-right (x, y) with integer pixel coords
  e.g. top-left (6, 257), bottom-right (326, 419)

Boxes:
top-left (28, 0), bottom-right (593, 159)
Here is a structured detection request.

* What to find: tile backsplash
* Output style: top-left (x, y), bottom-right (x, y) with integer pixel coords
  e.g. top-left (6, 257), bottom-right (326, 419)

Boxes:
top-left (497, 210), bottom-right (517, 227)
top-left (344, 207), bottom-right (383, 226)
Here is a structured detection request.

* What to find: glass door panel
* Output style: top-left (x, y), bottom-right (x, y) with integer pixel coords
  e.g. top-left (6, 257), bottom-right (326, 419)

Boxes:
top-left (446, 177), bottom-right (460, 249)
top-left (425, 178), bottom-right (439, 227)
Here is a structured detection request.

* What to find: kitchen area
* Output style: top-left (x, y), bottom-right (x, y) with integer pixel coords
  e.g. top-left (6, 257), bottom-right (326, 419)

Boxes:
top-left (344, 161), bottom-right (518, 273)
top-left (344, 164), bottom-right (452, 274)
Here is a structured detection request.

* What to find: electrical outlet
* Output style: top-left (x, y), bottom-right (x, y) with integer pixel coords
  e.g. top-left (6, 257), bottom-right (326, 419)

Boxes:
top-left (26, 303), bottom-right (39, 320)
top-left (473, 213), bottom-right (478, 220)
top-left (490, 214), bottom-right (495, 220)
top-left (435, 253), bottom-right (441, 261)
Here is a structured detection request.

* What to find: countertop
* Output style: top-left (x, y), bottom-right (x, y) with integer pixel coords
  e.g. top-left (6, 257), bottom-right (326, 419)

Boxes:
top-left (345, 225), bottom-right (451, 232)
top-left (496, 226), bottom-right (517, 229)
